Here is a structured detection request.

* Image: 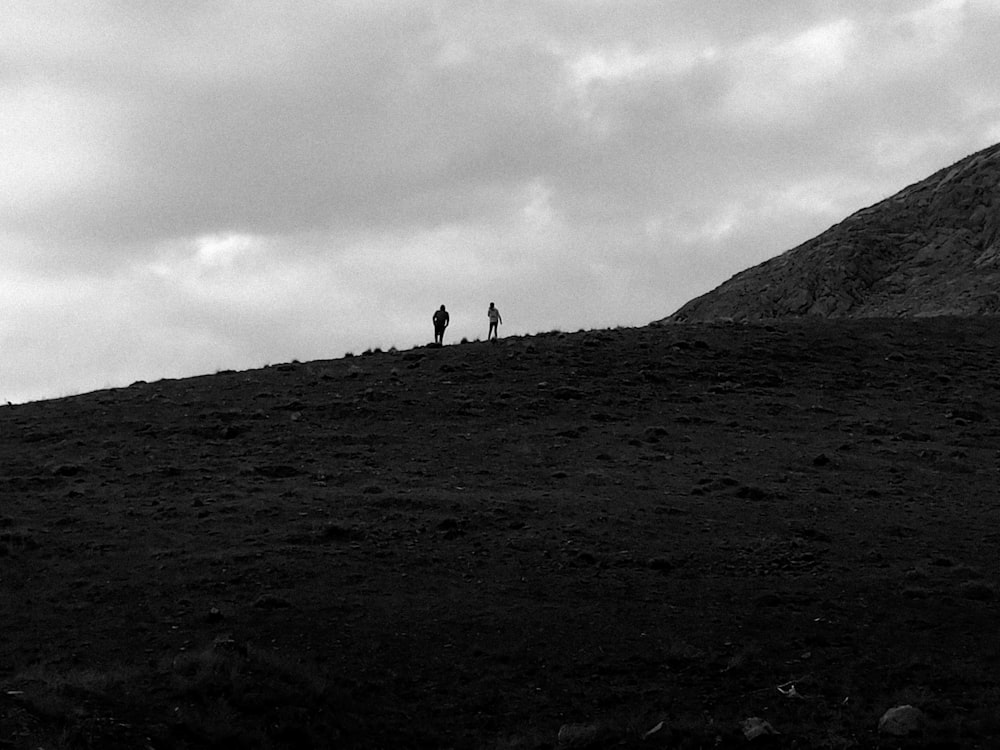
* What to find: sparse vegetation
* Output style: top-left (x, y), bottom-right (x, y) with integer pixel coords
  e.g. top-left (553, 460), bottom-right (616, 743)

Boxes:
top-left (1, 641), bottom-right (359, 750)
top-left (167, 639), bottom-right (347, 748)
top-left (2, 318), bottom-right (999, 748)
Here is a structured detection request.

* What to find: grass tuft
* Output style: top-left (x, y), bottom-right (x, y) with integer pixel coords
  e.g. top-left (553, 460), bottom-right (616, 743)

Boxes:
top-left (1, 640), bottom-right (361, 749)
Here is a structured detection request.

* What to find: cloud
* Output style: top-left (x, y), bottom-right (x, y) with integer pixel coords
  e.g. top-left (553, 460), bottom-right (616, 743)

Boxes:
top-left (5, 1), bottom-right (992, 254)
top-left (0, 80), bottom-right (126, 220)
top-left (3, 0), bottom-right (1000, 402)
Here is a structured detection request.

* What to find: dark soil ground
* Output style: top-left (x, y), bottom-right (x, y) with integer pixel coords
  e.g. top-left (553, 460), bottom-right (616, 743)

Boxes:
top-left (1, 318), bottom-right (998, 749)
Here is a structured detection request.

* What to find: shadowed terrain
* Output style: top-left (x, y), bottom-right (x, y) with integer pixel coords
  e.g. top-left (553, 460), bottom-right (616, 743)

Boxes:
top-left (1, 318), bottom-right (999, 748)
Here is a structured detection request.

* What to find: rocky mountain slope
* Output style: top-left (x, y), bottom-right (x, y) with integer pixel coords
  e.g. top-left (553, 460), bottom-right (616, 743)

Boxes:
top-left (663, 142), bottom-right (1000, 322)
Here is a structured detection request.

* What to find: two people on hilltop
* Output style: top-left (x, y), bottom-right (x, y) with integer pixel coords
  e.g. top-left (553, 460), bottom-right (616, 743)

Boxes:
top-left (432, 302), bottom-right (502, 345)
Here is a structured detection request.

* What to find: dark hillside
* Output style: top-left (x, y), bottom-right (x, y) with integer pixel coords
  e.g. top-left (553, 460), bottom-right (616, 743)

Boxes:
top-left (2, 320), bottom-right (999, 748)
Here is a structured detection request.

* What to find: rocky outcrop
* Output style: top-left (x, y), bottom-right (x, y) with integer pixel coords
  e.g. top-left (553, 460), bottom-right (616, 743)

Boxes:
top-left (660, 142), bottom-right (1000, 322)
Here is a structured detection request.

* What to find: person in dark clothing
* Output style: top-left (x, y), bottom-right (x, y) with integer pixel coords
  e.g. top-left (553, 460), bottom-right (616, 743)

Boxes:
top-left (433, 305), bottom-right (450, 345)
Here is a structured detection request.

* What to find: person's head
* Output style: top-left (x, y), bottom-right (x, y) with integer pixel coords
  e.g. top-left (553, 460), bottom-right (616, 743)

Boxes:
top-left (440, 305), bottom-right (446, 311)
top-left (489, 302), bottom-right (495, 308)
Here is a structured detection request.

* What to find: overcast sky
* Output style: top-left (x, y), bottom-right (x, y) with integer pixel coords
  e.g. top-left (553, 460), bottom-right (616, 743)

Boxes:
top-left (4, 1), bottom-right (1000, 403)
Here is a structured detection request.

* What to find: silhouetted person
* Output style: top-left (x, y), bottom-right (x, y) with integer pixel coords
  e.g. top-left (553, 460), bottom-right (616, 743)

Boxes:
top-left (433, 304), bottom-right (450, 345)
top-left (487, 302), bottom-right (502, 340)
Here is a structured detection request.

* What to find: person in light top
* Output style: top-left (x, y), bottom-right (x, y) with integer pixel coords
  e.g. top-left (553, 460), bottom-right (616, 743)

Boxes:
top-left (487, 302), bottom-right (502, 341)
